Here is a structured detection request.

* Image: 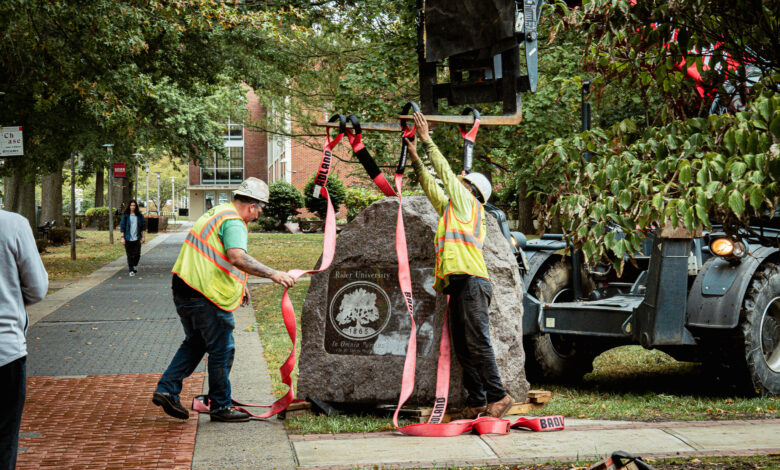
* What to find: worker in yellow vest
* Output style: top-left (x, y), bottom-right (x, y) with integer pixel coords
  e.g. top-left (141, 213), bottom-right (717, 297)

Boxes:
top-left (406, 112), bottom-right (513, 419)
top-left (153, 177), bottom-right (295, 422)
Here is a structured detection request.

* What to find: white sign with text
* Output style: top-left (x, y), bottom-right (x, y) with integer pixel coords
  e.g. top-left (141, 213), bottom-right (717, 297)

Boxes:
top-left (1, 126), bottom-right (23, 157)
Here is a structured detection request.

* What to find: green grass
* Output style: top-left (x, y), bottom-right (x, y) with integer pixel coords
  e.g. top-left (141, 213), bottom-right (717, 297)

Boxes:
top-left (250, 279), bottom-right (416, 434)
top-left (528, 346), bottom-right (780, 421)
top-left (41, 230), bottom-right (158, 283)
top-left (247, 233), bottom-right (325, 272)
top-left (248, 232), bottom-right (780, 433)
top-left (250, 281), bottom-right (307, 398)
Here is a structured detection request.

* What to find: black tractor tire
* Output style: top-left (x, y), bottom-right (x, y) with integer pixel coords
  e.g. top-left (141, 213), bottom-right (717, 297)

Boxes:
top-left (702, 263), bottom-right (780, 396)
top-left (740, 263), bottom-right (780, 396)
top-left (524, 260), bottom-right (598, 382)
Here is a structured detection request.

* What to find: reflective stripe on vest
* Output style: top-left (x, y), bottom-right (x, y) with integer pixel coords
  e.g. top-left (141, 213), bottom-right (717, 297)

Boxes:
top-left (184, 232), bottom-right (247, 282)
top-left (432, 196), bottom-right (488, 291)
top-left (172, 203), bottom-right (247, 311)
top-left (436, 204), bottom-right (483, 251)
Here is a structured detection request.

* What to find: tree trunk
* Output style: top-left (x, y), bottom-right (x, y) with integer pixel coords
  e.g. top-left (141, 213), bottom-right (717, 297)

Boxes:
top-left (41, 161), bottom-right (64, 226)
top-left (3, 175), bottom-right (20, 213)
top-left (516, 182), bottom-right (535, 233)
top-left (3, 170), bottom-right (36, 232)
top-left (95, 169), bottom-right (104, 207)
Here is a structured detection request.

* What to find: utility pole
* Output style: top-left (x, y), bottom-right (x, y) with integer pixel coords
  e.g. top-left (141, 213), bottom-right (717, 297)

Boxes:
top-left (70, 152), bottom-right (78, 260)
top-left (155, 171), bottom-right (161, 214)
top-left (145, 165), bottom-right (150, 210)
top-left (103, 144), bottom-right (114, 244)
top-left (132, 152), bottom-right (142, 202)
top-left (170, 176), bottom-right (175, 213)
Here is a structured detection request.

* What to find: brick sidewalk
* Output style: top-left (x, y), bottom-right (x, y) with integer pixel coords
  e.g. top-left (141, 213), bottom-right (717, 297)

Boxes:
top-left (19, 231), bottom-right (212, 469)
top-left (18, 373), bottom-right (204, 470)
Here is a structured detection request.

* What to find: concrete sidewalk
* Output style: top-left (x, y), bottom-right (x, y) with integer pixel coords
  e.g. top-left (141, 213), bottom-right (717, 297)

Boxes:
top-left (290, 418), bottom-right (780, 469)
top-left (17, 225), bottom-right (780, 469)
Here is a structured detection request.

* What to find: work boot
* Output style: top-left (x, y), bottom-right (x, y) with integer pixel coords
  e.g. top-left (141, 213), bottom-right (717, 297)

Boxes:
top-left (486, 395), bottom-right (513, 418)
top-left (460, 405), bottom-right (487, 419)
top-left (210, 406), bottom-right (250, 422)
top-left (152, 392), bottom-right (189, 420)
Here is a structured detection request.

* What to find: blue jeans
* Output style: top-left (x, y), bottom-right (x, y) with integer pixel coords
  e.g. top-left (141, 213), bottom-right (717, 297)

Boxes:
top-left (0, 356), bottom-right (26, 470)
top-left (156, 297), bottom-right (235, 409)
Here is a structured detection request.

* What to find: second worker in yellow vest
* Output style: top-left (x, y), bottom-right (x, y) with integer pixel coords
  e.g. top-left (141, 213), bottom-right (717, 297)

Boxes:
top-left (406, 112), bottom-right (513, 420)
top-left (154, 177), bottom-right (295, 423)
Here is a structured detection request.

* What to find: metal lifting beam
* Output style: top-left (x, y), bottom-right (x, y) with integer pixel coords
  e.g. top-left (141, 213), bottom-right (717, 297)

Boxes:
top-left (314, 108), bottom-right (522, 133)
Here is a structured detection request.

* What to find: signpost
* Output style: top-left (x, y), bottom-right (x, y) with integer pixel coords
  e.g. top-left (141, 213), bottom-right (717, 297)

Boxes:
top-left (1, 126), bottom-right (23, 157)
top-left (113, 162), bottom-right (127, 178)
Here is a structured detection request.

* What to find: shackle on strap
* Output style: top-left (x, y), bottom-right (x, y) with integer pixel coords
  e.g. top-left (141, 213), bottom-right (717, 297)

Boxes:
top-left (326, 113), bottom-right (347, 146)
top-left (345, 114), bottom-right (365, 152)
top-left (397, 101), bottom-right (420, 175)
top-left (458, 107), bottom-right (481, 175)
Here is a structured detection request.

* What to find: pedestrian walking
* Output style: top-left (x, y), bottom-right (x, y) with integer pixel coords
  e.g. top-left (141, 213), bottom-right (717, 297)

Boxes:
top-left (0, 210), bottom-right (48, 470)
top-left (119, 200), bottom-right (146, 276)
top-left (153, 177), bottom-right (295, 422)
top-left (405, 112), bottom-right (513, 419)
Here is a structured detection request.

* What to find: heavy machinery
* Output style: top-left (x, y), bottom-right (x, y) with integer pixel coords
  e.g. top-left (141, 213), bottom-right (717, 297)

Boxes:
top-left (418, 0), bottom-right (779, 396)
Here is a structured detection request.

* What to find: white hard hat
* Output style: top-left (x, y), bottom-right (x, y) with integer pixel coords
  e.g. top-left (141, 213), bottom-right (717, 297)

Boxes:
top-left (460, 172), bottom-right (492, 203)
top-left (233, 177), bottom-right (269, 203)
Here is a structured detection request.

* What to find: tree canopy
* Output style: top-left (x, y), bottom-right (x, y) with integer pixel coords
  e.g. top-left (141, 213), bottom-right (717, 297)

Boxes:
top-left (535, 0), bottom-right (779, 271)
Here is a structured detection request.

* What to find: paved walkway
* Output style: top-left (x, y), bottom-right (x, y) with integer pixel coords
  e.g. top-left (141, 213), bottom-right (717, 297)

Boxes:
top-left (16, 226), bottom-right (780, 469)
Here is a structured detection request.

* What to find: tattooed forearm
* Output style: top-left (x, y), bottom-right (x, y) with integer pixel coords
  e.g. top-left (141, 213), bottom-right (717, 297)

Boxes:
top-left (233, 251), bottom-right (275, 278)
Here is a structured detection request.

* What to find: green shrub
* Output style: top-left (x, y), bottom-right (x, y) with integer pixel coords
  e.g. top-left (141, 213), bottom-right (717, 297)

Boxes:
top-left (345, 187), bottom-right (385, 222)
top-left (303, 173), bottom-right (347, 220)
top-left (49, 227), bottom-right (71, 245)
top-left (265, 181), bottom-right (303, 224)
top-left (248, 216), bottom-right (279, 232)
top-left (85, 206), bottom-right (110, 230)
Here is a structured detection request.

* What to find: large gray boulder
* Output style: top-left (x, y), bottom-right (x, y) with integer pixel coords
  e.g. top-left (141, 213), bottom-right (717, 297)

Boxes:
top-left (297, 196), bottom-right (528, 408)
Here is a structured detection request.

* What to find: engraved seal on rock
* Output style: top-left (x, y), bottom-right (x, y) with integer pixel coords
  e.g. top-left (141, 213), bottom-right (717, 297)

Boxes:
top-left (328, 281), bottom-right (391, 340)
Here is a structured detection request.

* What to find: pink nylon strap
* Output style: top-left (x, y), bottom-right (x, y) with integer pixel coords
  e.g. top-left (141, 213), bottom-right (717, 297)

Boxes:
top-left (192, 128), bottom-right (341, 420)
top-left (387, 115), bottom-right (563, 436)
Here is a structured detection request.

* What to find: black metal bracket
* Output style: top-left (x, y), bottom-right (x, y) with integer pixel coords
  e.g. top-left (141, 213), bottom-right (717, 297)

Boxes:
top-left (417, 0), bottom-right (542, 114)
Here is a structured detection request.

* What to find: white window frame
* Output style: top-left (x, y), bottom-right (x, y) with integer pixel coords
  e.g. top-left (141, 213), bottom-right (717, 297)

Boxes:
top-left (200, 118), bottom-right (245, 185)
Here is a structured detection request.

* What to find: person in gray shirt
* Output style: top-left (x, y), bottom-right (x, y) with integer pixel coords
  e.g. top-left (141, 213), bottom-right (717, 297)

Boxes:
top-left (0, 210), bottom-right (48, 470)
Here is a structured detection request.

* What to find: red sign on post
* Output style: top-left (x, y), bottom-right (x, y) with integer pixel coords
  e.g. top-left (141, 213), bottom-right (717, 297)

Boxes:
top-left (113, 162), bottom-right (127, 178)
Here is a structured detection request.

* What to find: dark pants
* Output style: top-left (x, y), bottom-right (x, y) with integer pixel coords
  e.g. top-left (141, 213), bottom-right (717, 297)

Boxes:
top-left (156, 297), bottom-right (235, 409)
top-left (125, 239), bottom-right (141, 270)
top-left (445, 275), bottom-right (506, 407)
top-left (0, 356), bottom-right (26, 470)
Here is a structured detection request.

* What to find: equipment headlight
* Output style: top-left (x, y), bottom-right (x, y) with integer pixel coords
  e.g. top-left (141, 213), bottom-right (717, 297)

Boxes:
top-left (709, 236), bottom-right (747, 260)
top-left (510, 235), bottom-right (517, 248)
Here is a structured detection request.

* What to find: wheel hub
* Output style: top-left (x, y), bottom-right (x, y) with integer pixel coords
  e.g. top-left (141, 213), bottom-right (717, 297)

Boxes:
top-left (761, 296), bottom-right (780, 373)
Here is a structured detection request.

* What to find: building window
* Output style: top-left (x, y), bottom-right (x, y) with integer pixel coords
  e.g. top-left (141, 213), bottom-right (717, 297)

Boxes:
top-left (217, 191), bottom-right (229, 205)
top-left (201, 119), bottom-right (244, 185)
top-left (205, 192), bottom-right (215, 211)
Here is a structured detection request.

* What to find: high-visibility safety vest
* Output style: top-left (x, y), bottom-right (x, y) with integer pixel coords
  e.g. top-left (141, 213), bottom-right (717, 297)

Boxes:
top-left (172, 202), bottom-right (248, 311)
top-left (433, 195), bottom-right (489, 292)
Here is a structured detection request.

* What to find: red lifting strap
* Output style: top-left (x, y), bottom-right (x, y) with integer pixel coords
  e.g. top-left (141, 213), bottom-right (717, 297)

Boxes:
top-left (345, 114), bottom-right (397, 197)
top-left (191, 115), bottom-right (342, 419)
top-left (387, 104), bottom-right (563, 437)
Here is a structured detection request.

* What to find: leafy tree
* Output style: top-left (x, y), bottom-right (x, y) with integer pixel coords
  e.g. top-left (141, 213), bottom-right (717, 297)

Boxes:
top-left (0, 0), bottom-right (294, 226)
top-left (265, 180), bottom-right (304, 225)
top-left (533, 1), bottom-right (779, 272)
top-left (345, 187), bottom-right (385, 222)
top-left (303, 173), bottom-right (348, 220)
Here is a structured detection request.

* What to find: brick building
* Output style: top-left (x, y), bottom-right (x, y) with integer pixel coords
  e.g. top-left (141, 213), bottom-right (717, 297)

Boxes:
top-left (187, 88), bottom-right (358, 220)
